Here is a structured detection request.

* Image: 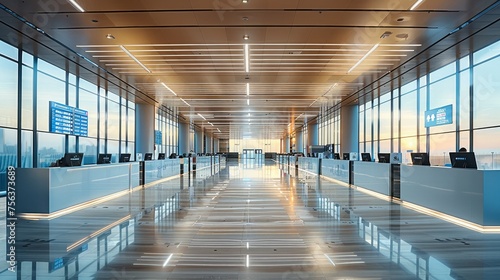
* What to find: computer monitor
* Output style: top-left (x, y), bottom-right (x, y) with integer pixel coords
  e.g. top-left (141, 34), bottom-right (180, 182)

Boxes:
top-left (449, 152), bottom-right (477, 169)
top-left (342, 153), bottom-right (350, 160)
top-left (169, 153), bottom-right (177, 159)
top-left (378, 153), bottom-right (391, 163)
top-left (97, 153), bottom-right (112, 164)
top-left (411, 153), bottom-right (431, 166)
top-left (333, 153), bottom-right (340, 160)
top-left (119, 153), bottom-right (131, 163)
top-left (61, 153), bottom-right (83, 167)
top-left (144, 153), bottom-right (153, 161)
top-left (158, 153), bottom-right (166, 160)
top-left (361, 153), bottom-right (372, 162)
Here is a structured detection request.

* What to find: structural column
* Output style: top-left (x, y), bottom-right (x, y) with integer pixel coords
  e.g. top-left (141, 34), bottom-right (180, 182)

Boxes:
top-left (135, 103), bottom-right (155, 156)
top-left (195, 128), bottom-right (203, 154)
top-left (296, 130), bottom-right (304, 154)
top-left (341, 105), bottom-right (359, 154)
top-left (307, 120), bottom-right (319, 148)
top-left (178, 121), bottom-right (190, 156)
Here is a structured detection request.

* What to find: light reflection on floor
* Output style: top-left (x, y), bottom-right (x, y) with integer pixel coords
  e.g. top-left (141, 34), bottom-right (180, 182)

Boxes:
top-left (1, 160), bottom-right (500, 279)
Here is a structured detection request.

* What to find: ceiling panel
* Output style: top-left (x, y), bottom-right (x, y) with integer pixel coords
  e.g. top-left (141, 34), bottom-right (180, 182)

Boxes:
top-left (0, 0), bottom-right (498, 139)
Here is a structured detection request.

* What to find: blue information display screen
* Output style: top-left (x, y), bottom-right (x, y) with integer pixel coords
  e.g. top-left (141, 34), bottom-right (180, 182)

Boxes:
top-left (425, 105), bottom-right (453, 128)
top-left (155, 130), bottom-right (162, 145)
top-left (49, 101), bottom-right (88, 136)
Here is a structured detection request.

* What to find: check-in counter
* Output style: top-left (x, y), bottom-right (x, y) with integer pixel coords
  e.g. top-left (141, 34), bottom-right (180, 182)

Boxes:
top-left (195, 156), bottom-right (212, 170)
top-left (353, 162), bottom-right (392, 196)
top-left (16, 162), bottom-right (140, 214)
top-left (401, 165), bottom-right (500, 226)
top-left (143, 159), bottom-right (180, 185)
top-left (321, 159), bottom-right (351, 184)
top-left (298, 157), bottom-right (321, 175)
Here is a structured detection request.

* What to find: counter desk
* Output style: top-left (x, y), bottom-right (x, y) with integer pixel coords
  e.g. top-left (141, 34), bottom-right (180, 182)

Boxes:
top-left (16, 162), bottom-right (140, 215)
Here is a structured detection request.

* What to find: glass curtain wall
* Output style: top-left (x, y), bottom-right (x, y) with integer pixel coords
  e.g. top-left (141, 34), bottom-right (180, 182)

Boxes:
top-left (319, 39), bottom-right (500, 169)
top-left (0, 38), bottom-right (148, 191)
top-left (318, 104), bottom-right (341, 153)
top-left (155, 106), bottom-right (179, 158)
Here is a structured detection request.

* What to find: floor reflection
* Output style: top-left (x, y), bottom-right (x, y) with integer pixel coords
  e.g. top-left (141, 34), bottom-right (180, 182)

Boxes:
top-left (1, 160), bottom-right (500, 279)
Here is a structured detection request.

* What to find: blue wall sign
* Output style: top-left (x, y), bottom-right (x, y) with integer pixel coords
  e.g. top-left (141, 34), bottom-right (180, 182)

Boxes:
top-left (49, 101), bottom-right (88, 136)
top-left (155, 130), bottom-right (162, 145)
top-left (425, 105), bottom-right (453, 128)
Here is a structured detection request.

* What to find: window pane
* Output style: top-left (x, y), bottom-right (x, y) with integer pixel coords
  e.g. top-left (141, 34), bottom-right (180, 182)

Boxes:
top-left (79, 88), bottom-right (98, 138)
top-left (365, 106), bottom-right (372, 141)
top-left (459, 55), bottom-right (470, 71)
top-left (108, 100), bottom-right (120, 140)
top-left (0, 56), bottom-right (18, 128)
top-left (128, 108), bottom-right (135, 142)
top-left (473, 55), bottom-right (500, 128)
top-left (22, 66), bottom-right (33, 129)
top-left (401, 81), bottom-right (417, 95)
top-left (38, 132), bottom-right (65, 167)
top-left (473, 39), bottom-right (500, 65)
top-left (0, 128), bottom-right (17, 192)
top-left (21, 130), bottom-right (33, 168)
top-left (429, 133), bottom-right (455, 166)
top-left (37, 72), bottom-right (65, 131)
top-left (38, 59), bottom-right (65, 80)
top-left (22, 51), bottom-right (33, 67)
top-left (393, 96), bottom-right (399, 140)
top-left (459, 70), bottom-right (470, 130)
top-left (379, 139), bottom-right (391, 153)
top-left (429, 62), bottom-right (455, 83)
top-left (429, 76), bottom-right (456, 134)
top-left (79, 137), bottom-right (97, 165)
top-left (0, 40), bottom-right (18, 61)
top-left (108, 140), bottom-right (119, 163)
top-left (401, 90), bottom-right (417, 137)
top-left (474, 128), bottom-right (500, 169)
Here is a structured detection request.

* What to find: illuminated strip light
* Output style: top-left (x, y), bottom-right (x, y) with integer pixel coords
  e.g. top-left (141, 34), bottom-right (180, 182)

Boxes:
top-left (246, 255), bottom-right (250, 267)
top-left (347, 44), bottom-right (379, 74)
top-left (245, 44), bottom-right (250, 72)
top-left (180, 98), bottom-right (191, 107)
top-left (246, 83), bottom-right (250, 95)
top-left (120, 45), bottom-right (151, 73)
top-left (163, 254), bottom-right (174, 267)
top-left (197, 113), bottom-right (207, 120)
top-left (246, 242), bottom-right (249, 249)
top-left (161, 82), bottom-right (177, 96)
top-left (324, 254), bottom-right (336, 267)
top-left (217, 128), bottom-right (221, 133)
top-left (247, 99), bottom-right (250, 105)
top-left (67, 215), bottom-right (131, 251)
top-left (68, 0), bottom-right (85, 12)
top-left (320, 175), bottom-right (500, 234)
top-left (410, 0), bottom-right (424, 10)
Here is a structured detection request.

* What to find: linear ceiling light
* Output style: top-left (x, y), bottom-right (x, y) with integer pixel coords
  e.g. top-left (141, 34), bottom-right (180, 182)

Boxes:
top-left (217, 128), bottom-right (221, 133)
top-left (68, 0), bottom-right (85, 12)
top-left (410, 0), bottom-right (424, 10)
top-left (161, 82), bottom-right (177, 96)
top-left (247, 99), bottom-right (250, 105)
top-left (197, 113), bottom-right (207, 120)
top-left (179, 98), bottom-right (191, 107)
top-left (348, 44), bottom-right (379, 73)
top-left (246, 83), bottom-right (250, 95)
top-left (119, 45), bottom-right (151, 73)
top-left (245, 44), bottom-right (250, 72)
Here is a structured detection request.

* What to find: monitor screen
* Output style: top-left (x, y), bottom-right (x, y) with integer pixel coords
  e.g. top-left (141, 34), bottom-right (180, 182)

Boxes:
top-left (97, 153), bottom-right (112, 164)
top-left (169, 153), bottom-right (177, 159)
top-left (449, 152), bottom-right (477, 169)
top-left (333, 153), bottom-right (340, 160)
top-left (378, 153), bottom-right (391, 163)
top-left (342, 153), bottom-right (350, 160)
top-left (119, 153), bottom-right (131, 162)
top-left (158, 153), bottom-right (166, 160)
top-left (144, 153), bottom-right (153, 161)
top-left (411, 153), bottom-right (431, 166)
top-left (361, 153), bottom-right (372, 162)
top-left (61, 153), bottom-right (83, 167)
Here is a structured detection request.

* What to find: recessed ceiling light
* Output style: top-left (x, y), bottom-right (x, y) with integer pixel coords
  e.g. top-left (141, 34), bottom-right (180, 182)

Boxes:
top-left (242, 0), bottom-right (248, 3)
top-left (106, 34), bottom-right (115, 40)
top-left (243, 35), bottom-right (250, 40)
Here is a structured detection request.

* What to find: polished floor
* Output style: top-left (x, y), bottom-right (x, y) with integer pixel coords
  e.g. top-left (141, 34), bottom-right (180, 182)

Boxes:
top-left (2, 160), bottom-right (500, 279)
